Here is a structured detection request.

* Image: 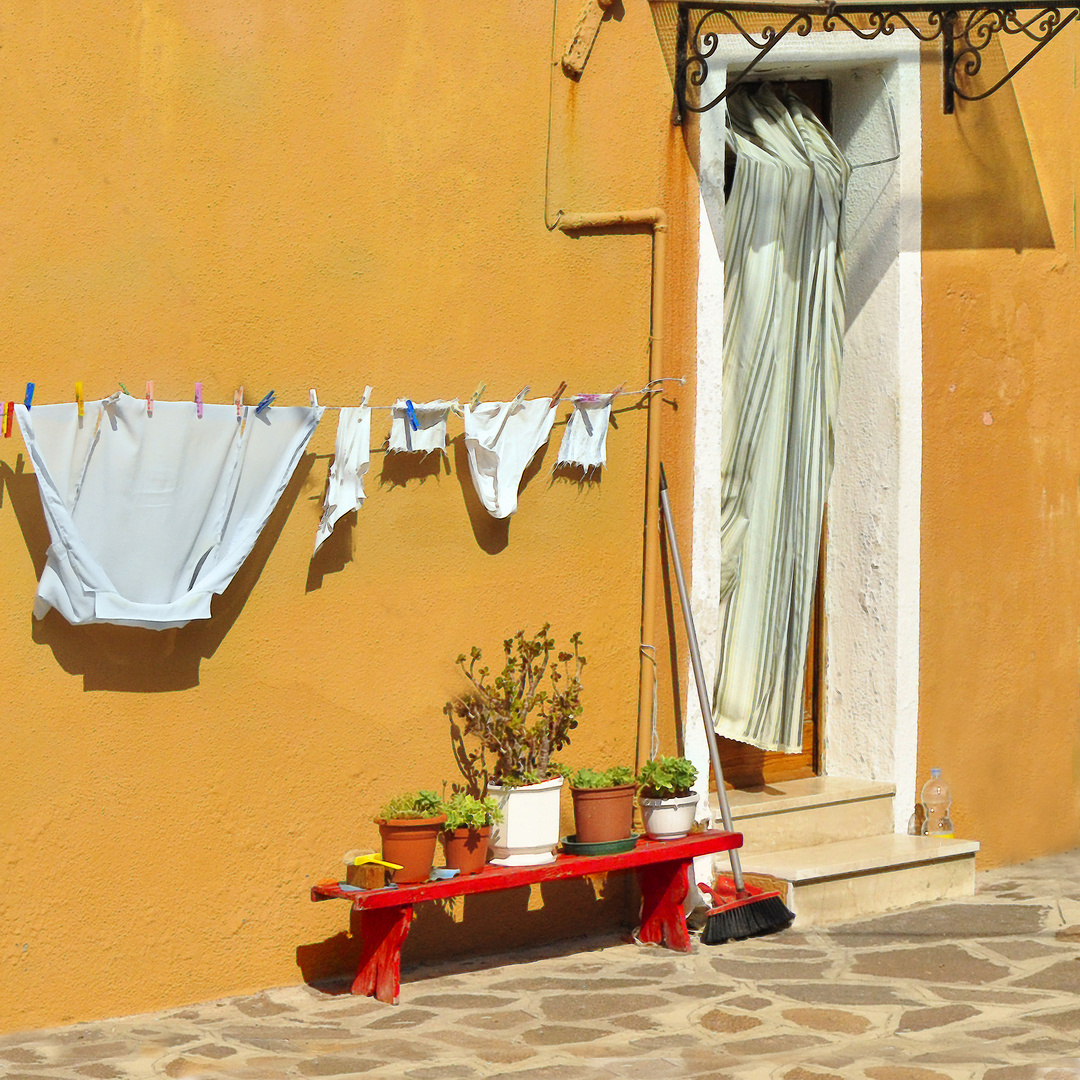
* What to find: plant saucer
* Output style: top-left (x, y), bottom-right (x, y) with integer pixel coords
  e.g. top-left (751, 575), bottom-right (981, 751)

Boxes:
top-left (561, 834), bottom-right (639, 856)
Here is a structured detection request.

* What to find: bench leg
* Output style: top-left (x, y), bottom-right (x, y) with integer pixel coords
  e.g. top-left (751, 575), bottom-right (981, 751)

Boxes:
top-left (636, 859), bottom-right (691, 951)
top-left (352, 905), bottom-right (414, 1004)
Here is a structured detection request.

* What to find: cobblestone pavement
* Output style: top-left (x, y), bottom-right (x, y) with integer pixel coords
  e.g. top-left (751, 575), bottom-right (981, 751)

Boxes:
top-left (3, 851), bottom-right (1080, 1080)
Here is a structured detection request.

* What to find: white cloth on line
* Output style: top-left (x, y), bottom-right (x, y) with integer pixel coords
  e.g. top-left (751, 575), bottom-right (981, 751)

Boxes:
top-left (16, 396), bottom-right (323, 629)
top-left (314, 405), bottom-right (371, 555)
top-left (463, 398), bottom-right (556, 519)
top-left (554, 393), bottom-right (615, 471)
top-left (387, 399), bottom-right (454, 455)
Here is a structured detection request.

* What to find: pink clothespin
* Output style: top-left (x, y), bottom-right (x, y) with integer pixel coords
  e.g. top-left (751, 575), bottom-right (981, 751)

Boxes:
top-left (3, 401), bottom-right (13, 438)
top-left (234, 386), bottom-right (244, 422)
top-left (146, 381), bottom-right (154, 418)
top-left (75, 381), bottom-right (84, 419)
top-left (195, 382), bottom-right (204, 418)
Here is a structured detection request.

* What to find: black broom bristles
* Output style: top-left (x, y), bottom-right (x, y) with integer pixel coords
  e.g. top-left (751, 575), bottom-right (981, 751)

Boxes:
top-left (700, 891), bottom-right (795, 945)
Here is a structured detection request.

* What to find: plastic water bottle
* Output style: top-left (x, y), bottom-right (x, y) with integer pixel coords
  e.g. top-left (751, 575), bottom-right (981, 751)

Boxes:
top-left (920, 767), bottom-right (954, 838)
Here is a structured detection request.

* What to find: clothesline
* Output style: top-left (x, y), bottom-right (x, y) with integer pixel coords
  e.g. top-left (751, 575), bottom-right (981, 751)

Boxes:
top-left (1, 378), bottom-right (685, 416)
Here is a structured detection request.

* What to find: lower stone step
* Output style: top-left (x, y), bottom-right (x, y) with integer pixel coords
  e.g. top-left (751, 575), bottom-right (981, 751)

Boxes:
top-left (726, 834), bottom-right (981, 927)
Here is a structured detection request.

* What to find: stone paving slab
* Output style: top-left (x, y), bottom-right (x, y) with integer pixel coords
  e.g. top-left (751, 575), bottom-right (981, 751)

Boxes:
top-left (3, 851), bottom-right (1080, 1079)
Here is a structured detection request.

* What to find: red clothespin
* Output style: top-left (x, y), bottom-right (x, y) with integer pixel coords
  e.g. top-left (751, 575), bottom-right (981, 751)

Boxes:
top-left (234, 386), bottom-right (244, 422)
top-left (195, 382), bottom-right (203, 418)
top-left (146, 381), bottom-right (154, 418)
top-left (75, 381), bottom-right (84, 418)
top-left (548, 380), bottom-right (567, 409)
top-left (3, 401), bottom-right (13, 437)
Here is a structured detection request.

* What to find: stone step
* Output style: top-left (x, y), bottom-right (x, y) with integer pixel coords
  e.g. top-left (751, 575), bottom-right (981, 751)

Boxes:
top-left (727, 833), bottom-right (981, 927)
top-left (709, 776), bottom-right (897, 854)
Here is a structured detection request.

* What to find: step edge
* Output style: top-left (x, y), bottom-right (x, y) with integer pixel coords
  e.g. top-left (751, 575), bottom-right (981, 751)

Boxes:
top-left (741, 837), bottom-right (981, 883)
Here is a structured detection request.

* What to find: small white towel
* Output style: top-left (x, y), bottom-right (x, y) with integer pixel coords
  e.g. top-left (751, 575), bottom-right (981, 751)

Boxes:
top-left (463, 398), bottom-right (557, 519)
top-left (314, 404), bottom-right (371, 554)
top-left (387, 399), bottom-right (454, 455)
top-left (554, 393), bottom-right (615, 472)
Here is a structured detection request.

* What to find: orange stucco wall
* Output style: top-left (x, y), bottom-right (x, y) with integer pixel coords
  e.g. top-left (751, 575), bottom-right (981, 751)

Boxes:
top-left (0, 2), bottom-right (697, 1031)
top-left (920, 40), bottom-right (1080, 865)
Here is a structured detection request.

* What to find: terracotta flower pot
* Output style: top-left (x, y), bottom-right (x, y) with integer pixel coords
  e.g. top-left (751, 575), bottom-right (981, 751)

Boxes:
top-left (377, 815), bottom-right (446, 883)
top-left (570, 783), bottom-right (637, 844)
top-left (441, 825), bottom-right (492, 875)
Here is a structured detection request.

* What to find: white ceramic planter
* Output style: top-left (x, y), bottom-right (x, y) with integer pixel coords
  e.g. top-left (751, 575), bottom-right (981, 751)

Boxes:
top-left (639, 793), bottom-right (698, 840)
top-left (487, 775), bottom-right (564, 866)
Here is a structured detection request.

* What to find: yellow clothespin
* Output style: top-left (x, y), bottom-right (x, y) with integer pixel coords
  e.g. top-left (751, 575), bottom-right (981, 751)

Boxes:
top-left (75, 381), bottom-right (84, 418)
top-left (470, 382), bottom-right (485, 410)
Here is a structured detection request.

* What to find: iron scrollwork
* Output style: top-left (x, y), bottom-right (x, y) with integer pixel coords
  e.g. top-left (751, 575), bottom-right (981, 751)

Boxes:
top-left (674, 1), bottom-right (1080, 116)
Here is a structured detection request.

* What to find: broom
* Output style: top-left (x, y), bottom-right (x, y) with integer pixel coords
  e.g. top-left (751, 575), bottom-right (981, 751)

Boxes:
top-left (658, 464), bottom-right (794, 943)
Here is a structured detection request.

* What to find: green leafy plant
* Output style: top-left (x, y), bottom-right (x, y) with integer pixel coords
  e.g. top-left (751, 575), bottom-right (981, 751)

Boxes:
top-left (446, 624), bottom-right (586, 791)
top-left (441, 791), bottom-right (502, 831)
top-left (376, 789), bottom-right (444, 822)
top-left (636, 756), bottom-right (697, 799)
top-left (569, 765), bottom-right (635, 790)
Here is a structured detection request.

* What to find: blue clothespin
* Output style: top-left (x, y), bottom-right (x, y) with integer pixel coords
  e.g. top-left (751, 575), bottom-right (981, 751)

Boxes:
top-left (405, 399), bottom-right (419, 431)
top-left (24, 383), bottom-right (34, 410)
top-left (255, 390), bottom-right (275, 415)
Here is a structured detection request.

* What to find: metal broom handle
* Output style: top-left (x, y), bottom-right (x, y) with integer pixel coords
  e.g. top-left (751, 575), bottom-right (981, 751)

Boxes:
top-left (658, 463), bottom-right (746, 894)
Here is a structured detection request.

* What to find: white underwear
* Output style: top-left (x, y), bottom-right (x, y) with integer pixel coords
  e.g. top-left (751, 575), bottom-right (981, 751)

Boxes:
top-left (314, 404), bottom-right (371, 555)
top-left (16, 396), bottom-right (323, 629)
top-left (554, 393), bottom-right (615, 472)
top-left (387, 399), bottom-right (454, 455)
top-left (463, 398), bottom-right (556, 519)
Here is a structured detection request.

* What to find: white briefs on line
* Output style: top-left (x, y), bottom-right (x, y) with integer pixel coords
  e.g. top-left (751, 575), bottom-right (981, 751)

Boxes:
top-left (314, 404), bottom-right (371, 555)
top-left (16, 396), bottom-right (323, 630)
top-left (463, 398), bottom-right (556, 519)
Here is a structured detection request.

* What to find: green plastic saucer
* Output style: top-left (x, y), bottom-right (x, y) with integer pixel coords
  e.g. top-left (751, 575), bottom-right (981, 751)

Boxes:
top-left (561, 834), bottom-right (639, 856)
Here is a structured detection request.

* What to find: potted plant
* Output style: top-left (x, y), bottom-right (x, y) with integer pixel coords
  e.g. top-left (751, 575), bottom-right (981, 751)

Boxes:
top-left (440, 791), bottom-right (501, 875)
top-left (375, 789), bottom-right (446, 883)
top-left (637, 756), bottom-right (699, 840)
top-left (446, 624), bottom-right (585, 866)
top-left (568, 765), bottom-right (636, 845)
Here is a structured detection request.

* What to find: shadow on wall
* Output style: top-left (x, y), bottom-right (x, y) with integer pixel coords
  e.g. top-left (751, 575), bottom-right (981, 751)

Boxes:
top-left (0, 453), bottom-right (316, 692)
top-left (922, 41), bottom-right (1054, 252)
top-left (296, 873), bottom-right (635, 989)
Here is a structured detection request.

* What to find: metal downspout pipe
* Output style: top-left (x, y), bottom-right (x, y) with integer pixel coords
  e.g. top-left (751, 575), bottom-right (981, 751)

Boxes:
top-left (556, 209), bottom-right (668, 777)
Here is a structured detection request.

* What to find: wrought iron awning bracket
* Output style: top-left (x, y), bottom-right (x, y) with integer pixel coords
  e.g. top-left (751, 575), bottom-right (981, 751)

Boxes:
top-left (673, 1), bottom-right (1080, 117)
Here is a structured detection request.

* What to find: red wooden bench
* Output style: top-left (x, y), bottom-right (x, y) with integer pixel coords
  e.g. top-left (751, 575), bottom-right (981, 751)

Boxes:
top-left (311, 829), bottom-right (741, 1003)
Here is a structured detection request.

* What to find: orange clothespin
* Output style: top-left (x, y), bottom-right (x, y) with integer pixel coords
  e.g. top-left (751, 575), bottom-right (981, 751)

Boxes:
top-left (3, 402), bottom-right (13, 438)
top-left (195, 382), bottom-right (203, 418)
top-left (234, 386), bottom-right (244, 422)
top-left (548, 380), bottom-right (567, 409)
top-left (146, 381), bottom-right (154, 418)
top-left (75, 381), bottom-right (84, 418)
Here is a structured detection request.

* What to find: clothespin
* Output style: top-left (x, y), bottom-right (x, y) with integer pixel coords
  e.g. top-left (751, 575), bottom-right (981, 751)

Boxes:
top-left (509, 385), bottom-right (529, 414)
top-left (234, 386), bottom-right (244, 422)
top-left (118, 382), bottom-right (129, 396)
top-left (548, 380), bottom-right (567, 409)
top-left (23, 383), bottom-right (34, 410)
top-left (255, 389), bottom-right (275, 415)
top-left (194, 382), bottom-right (203, 418)
top-left (145, 381), bottom-right (154, 418)
top-left (309, 389), bottom-right (319, 408)
top-left (75, 381), bottom-right (84, 419)
top-left (610, 382), bottom-right (625, 401)
top-left (103, 391), bottom-right (120, 407)
top-left (405, 399), bottom-right (419, 431)
top-left (3, 402), bottom-right (13, 438)
top-left (361, 385), bottom-right (372, 408)
top-left (470, 381), bottom-right (486, 410)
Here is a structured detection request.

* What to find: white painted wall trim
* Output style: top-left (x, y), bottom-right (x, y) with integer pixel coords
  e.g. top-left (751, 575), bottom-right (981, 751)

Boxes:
top-left (687, 34), bottom-right (922, 835)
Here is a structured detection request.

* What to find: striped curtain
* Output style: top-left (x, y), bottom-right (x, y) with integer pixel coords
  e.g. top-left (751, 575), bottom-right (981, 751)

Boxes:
top-left (709, 84), bottom-right (851, 753)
